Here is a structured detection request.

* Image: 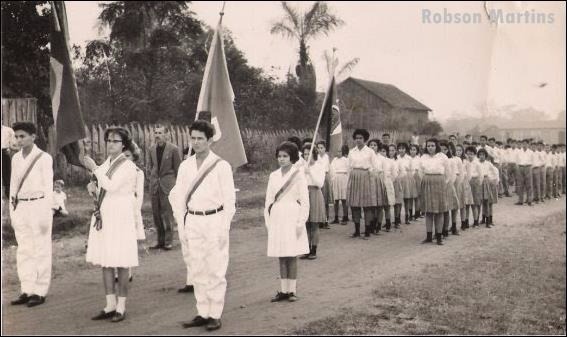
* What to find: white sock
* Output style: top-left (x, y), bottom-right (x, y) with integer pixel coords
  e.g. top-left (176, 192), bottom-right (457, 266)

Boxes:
top-left (281, 279), bottom-right (288, 293)
top-left (289, 279), bottom-right (297, 294)
top-left (104, 294), bottom-right (117, 313)
top-left (116, 297), bottom-right (126, 314)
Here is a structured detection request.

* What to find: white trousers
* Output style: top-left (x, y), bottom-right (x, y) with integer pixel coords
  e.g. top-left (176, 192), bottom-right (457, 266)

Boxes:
top-left (10, 199), bottom-right (53, 296)
top-left (184, 211), bottom-right (229, 319)
top-left (177, 222), bottom-right (192, 286)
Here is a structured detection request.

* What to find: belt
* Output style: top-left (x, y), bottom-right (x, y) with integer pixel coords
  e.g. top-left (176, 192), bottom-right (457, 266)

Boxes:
top-left (352, 168), bottom-right (369, 171)
top-left (308, 185), bottom-right (320, 190)
top-left (18, 196), bottom-right (45, 202)
top-left (187, 205), bottom-right (224, 216)
top-left (518, 165), bottom-right (531, 167)
top-left (335, 172), bottom-right (348, 174)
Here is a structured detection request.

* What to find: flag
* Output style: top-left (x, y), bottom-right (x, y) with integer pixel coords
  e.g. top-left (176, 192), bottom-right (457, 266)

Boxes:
top-left (319, 76), bottom-right (342, 158)
top-left (50, 1), bottom-right (86, 166)
top-left (195, 17), bottom-right (247, 168)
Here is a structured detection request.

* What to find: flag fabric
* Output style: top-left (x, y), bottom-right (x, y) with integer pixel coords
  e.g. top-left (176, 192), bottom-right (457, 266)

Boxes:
top-left (50, 1), bottom-right (86, 166)
top-left (195, 17), bottom-right (247, 168)
top-left (319, 76), bottom-right (343, 158)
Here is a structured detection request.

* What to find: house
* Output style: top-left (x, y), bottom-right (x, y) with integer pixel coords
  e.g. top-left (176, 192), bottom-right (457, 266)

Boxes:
top-left (337, 77), bottom-right (431, 131)
top-left (483, 117), bottom-right (566, 144)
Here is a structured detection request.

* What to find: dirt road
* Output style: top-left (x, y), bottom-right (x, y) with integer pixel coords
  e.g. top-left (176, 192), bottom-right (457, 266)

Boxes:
top-left (2, 196), bottom-right (565, 335)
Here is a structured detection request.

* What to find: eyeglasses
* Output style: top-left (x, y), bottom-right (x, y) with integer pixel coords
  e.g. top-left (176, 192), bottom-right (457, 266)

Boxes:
top-left (106, 139), bottom-right (122, 143)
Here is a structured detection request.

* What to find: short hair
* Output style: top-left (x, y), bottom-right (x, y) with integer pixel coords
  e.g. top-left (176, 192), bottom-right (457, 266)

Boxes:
top-left (379, 144), bottom-right (389, 153)
top-left (367, 138), bottom-right (381, 148)
top-left (449, 134), bottom-right (456, 139)
top-left (190, 120), bottom-right (215, 139)
top-left (382, 133), bottom-right (390, 138)
top-left (496, 141), bottom-right (503, 146)
top-left (455, 144), bottom-right (466, 159)
top-left (480, 135), bottom-right (488, 140)
top-left (465, 134), bottom-right (472, 138)
top-left (397, 142), bottom-right (409, 151)
top-left (275, 141), bottom-right (299, 163)
top-left (341, 144), bottom-right (349, 156)
top-left (153, 124), bottom-right (169, 132)
top-left (302, 143), bottom-right (318, 161)
top-left (425, 138), bottom-right (441, 154)
top-left (463, 141), bottom-right (471, 146)
top-left (387, 144), bottom-right (397, 159)
top-left (477, 148), bottom-right (489, 158)
top-left (465, 146), bottom-right (477, 155)
top-left (125, 141), bottom-right (141, 162)
top-left (488, 137), bottom-right (496, 142)
top-left (302, 137), bottom-right (313, 145)
top-left (472, 141), bottom-right (479, 146)
top-left (287, 136), bottom-right (302, 151)
top-left (353, 129), bottom-right (370, 142)
top-left (183, 147), bottom-right (190, 156)
top-left (316, 140), bottom-right (327, 149)
top-left (439, 141), bottom-right (453, 158)
top-left (12, 122), bottom-right (36, 135)
top-left (104, 127), bottom-right (133, 150)
top-left (409, 144), bottom-right (421, 155)
top-left (54, 179), bottom-right (65, 187)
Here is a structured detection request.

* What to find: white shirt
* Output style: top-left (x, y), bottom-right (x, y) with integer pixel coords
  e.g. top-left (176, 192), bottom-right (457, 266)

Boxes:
top-left (330, 156), bottom-right (349, 175)
top-left (383, 156), bottom-right (397, 181)
top-left (1, 125), bottom-right (16, 150)
top-left (451, 157), bottom-right (464, 181)
top-left (348, 145), bottom-right (378, 170)
top-left (515, 148), bottom-right (535, 166)
top-left (264, 166), bottom-right (310, 228)
top-left (304, 161), bottom-right (325, 188)
top-left (465, 157), bottom-right (482, 179)
top-left (479, 160), bottom-right (500, 183)
top-left (485, 145), bottom-right (500, 164)
top-left (10, 144), bottom-right (53, 203)
top-left (419, 153), bottom-right (449, 175)
top-left (317, 153), bottom-right (330, 173)
top-left (168, 151), bottom-right (236, 227)
top-left (561, 153), bottom-right (566, 167)
top-left (396, 155), bottom-right (412, 177)
top-left (52, 191), bottom-right (67, 210)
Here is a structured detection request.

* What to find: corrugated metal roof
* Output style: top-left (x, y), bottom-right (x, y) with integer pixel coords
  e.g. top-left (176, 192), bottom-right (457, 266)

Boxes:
top-left (341, 77), bottom-right (431, 111)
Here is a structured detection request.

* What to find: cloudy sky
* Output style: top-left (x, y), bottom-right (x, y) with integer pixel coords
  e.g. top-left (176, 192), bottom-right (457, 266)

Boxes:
top-left (65, 1), bottom-right (566, 122)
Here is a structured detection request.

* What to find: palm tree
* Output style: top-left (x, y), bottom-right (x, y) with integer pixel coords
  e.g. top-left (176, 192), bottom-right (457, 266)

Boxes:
top-left (323, 48), bottom-right (359, 82)
top-left (270, 1), bottom-right (344, 92)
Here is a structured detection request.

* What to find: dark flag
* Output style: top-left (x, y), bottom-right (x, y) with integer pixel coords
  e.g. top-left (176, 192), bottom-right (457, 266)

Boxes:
top-left (319, 76), bottom-right (342, 158)
top-left (195, 14), bottom-right (247, 168)
top-left (50, 1), bottom-right (86, 166)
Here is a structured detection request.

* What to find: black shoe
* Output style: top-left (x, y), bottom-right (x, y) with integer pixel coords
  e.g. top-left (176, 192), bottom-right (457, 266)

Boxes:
top-left (299, 254), bottom-right (310, 259)
top-left (149, 244), bottom-right (163, 250)
top-left (451, 224), bottom-right (459, 235)
top-left (111, 312), bottom-right (126, 323)
top-left (342, 217), bottom-right (349, 223)
top-left (362, 234), bottom-right (370, 240)
top-left (163, 244), bottom-right (173, 251)
top-left (178, 285), bottom-right (194, 293)
top-left (331, 218), bottom-right (339, 224)
top-left (351, 233), bottom-right (360, 238)
top-left (442, 229), bottom-right (449, 238)
top-left (182, 315), bottom-right (210, 328)
top-left (129, 275), bottom-right (133, 282)
top-left (271, 291), bottom-right (290, 302)
top-left (307, 254), bottom-right (318, 259)
top-left (436, 233), bottom-right (444, 246)
top-left (421, 232), bottom-right (433, 244)
top-left (11, 293), bottom-right (30, 305)
top-left (206, 318), bottom-right (222, 331)
top-left (514, 202), bottom-right (523, 206)
top-left (26, 295), bottom-right (45, 307)
top-left (92, 310), bottom-right (116, 320)
top-left (323, 224), bottom-right (331, 229)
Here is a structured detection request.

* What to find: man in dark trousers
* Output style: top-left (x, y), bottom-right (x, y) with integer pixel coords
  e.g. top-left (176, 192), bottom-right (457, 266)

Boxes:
top-left (147, 125), bottom-right (181, 250)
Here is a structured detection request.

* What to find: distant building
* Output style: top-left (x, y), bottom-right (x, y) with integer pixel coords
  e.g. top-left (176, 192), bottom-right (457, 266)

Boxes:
top-left (483, 118), bottom-right (566, 144)
top-left (337, 77), bottom-right (430, 131)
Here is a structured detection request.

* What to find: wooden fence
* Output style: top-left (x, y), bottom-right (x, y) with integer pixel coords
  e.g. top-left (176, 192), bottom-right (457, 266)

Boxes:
top-left (1, 98), bottom-right (37, 126)
top-left (57, 123), bottom-right (413, 184)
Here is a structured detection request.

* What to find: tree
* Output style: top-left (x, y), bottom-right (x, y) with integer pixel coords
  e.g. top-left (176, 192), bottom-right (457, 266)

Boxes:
top-left (420, 120), bottom-right (444, 136)
top-left (322, 48), bottom-right (359, 82)
top-left (270, 1), bottom-right (344, 93)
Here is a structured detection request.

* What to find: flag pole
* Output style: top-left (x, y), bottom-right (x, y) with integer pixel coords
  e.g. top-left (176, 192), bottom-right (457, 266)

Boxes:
top-left (307, 78), bottom-right (333, 165)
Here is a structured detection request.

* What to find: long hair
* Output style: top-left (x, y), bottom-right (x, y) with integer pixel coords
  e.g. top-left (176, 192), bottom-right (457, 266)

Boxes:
top-left (425, 138), bottom-right (441, 154)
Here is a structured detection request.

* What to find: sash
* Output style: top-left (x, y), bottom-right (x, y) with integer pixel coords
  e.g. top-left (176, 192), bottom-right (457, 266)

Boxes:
top-left (268, 169), bottom-right (299, 215)
top-left (93, 155), bottom-right (128, 231)
top-left (182, 158), bottom-right (223, 221)
top-left (11, 152), bottom-right (44, 211)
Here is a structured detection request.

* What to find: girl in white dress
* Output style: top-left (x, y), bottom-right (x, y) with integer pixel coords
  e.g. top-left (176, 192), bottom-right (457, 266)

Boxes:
top-left (409, 144), bottom-right (422, 220)
top-left (388, 144), bottom-right (401, 229)
top-left (380, 145), bottom-right (395, 231)
top-left (265, 141), bottom-right (310, 303)
top-left (83, 127), bottom-right (139, 323)
top-left (330, 145), bottom-right (350, 224)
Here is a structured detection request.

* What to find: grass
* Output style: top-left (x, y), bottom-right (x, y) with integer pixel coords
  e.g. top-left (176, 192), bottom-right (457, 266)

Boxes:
top-left (294, 213), bottom-right (566, 335)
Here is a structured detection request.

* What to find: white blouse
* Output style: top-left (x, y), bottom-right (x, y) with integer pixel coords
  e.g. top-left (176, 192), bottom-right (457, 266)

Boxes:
top-left (317, 153), bottom-right (330, 173)
top-left (479, 160), bottom-right (500, 183)
top-left (396, 155), bottom-right (412, 177)
top-left (419, 153), bottom-right (449, 175)
top-left (348, 145), bottom-right (377, 170)
top-left (305, 161), bottom-right (325, 188)
top-left (330, 156), bottom-right (350, 175)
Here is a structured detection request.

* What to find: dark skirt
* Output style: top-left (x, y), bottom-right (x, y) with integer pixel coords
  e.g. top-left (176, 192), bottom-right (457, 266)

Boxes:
top-left (308, 186), bottom-right (327, 222)
top-left (394, 177), bottom-right (404, 204)
top-left (421, 174), bottom-right (447, 213)
top-left (347, 169), bottom-right (377, 207)
top-left (470, 177), bottom-right (482, 206)
top-left (373, 172), bottom-right (388, 207)
top-left (322, 172), bottom-right (333, 204)
top-left (481, 180), bottom-right (496, 204)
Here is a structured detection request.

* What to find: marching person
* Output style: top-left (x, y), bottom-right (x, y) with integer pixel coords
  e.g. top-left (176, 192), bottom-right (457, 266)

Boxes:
top-left (419, 138), bottom-right (449, 246)
top-left (316, 141), bottom-right (332, 229)
top-left (147, 124), bottom-right (181, 251)
top-left (330, 145), bottom-right (350, 225)
top-left (264, 141), bottom-right (310, 302)
top-left (84, 127), bottom-right (139, 322)
top-left (530, 141), bottom-right (543, 204)
top-left (169, 120), bottom-right (235, 331)
top-left (9, 122), bottom-right (54, 308)
top-left (300, 144), bottom-right (326, 259)
top-left (347, 129), bottom-right (377, 239)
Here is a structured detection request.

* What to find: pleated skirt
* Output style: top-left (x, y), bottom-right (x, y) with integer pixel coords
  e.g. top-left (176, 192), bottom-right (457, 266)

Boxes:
top-left (308, 186), bottom-right (327, 222)
top-left (331, 173), bottom-right (348, 200)
top-left (414, 172), bottom-right (423, 210)
top-left (401, 174), bottom-right (418, 199)
top-left (481, 180), bottom-right (496, 204)
top-left (373, 172), bottom-right (388, 207)
top-left (462, 178), bottom-right (474, 206)
top-left (470, 177), bottom-right (482, 206)
top-left (394, 177), bottom-right (404, 204)
top-left (347, 169), bottom-right (377, 207)
top-left (322, 172), bottom-right (333, 203)
top-left (384, 178), bottom-right (396, 207)
top-left (445, 180), bottom-right (460, 210)
top-left (421, 174), bottom-right (447, 213)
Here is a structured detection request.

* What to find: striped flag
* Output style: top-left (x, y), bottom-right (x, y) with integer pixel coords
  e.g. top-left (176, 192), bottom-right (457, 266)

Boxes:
top-left (195, 16), bottom-right (247, 168)
top-left (50, 1), bottom-right (86, 166)
top-left (319, 76), bottom-right (343, 158)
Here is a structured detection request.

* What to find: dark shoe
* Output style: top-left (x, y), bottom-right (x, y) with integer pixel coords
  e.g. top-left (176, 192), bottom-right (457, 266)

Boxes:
top-left (149, 244), bottom-right (163, 250)
top-left (92, 310), bottom-right (116, 320)
top-left (436, 233), bottom-right (444, 246)
top-left (11, 293), bottom-right (30, 305)
top-left (163, 244), bottom-right (173, 251)
top-left (26, 295), bottom-right (45, 307)
top-left (421, 232), bottom-right (433, 244)
top-left (460, 221), bottom-right (466, 231)
top-left (480, 216), bottom-right (486, 224)
top-left (318, 223), bottom-right (324, 229)
top-left (342, 217), bottom-right (349, 223)
top-left (451, 224), bottom-right (459, 235)
top-left (206, 318), bottom-right (222, 331)
top-left (527, 202), bottom-right (533, 206)
top-left (288, 293), bottom-right (298, 302)
top-left (323, 223), bottom-right (331, 229)
top-left (351, 233), bottom-right (360, 238)
top-left (514, 202), bottom-right (523, 206)
top-left (307, 254), bottom-right (318, 259)
top-left (111, 312), bottom-right (126, 322)
top-left (331, 218), bottom-right (339, 224)
top-left (405, 215), bottom-right (410, 225)
top-left (178, 285), bottom-right (194, 293)
top-left (442, 229), bottom-right (449, 238)
top-left (129, 275), bottom-right (133, 283)
top-left (299, 254), bottom-right (310, 259)
top-left (182, 315), bottom-right (210, 328)
top-left (271, 291), bottom-right (289, 302)
top-left (473, 220), bottom-right (479, 228)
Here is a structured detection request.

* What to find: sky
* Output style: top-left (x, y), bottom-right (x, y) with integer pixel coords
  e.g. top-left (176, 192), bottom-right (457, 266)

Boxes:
top-left (65, 1), bottom-right (566, 122)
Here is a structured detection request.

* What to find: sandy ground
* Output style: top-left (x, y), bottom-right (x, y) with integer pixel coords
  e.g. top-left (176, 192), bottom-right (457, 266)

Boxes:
top-left (2, 195), bottom-right (565, 335)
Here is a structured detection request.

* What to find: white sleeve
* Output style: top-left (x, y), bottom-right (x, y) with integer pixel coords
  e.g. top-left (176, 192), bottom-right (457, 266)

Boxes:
top-left (219, 161), bottom-right (236, 228)
top-left (168, 160), bottom-right (189, 225)
top-left (264, 173), bottom-right (275, 229)
top-left (297, 172), bottom-right (310, 227)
